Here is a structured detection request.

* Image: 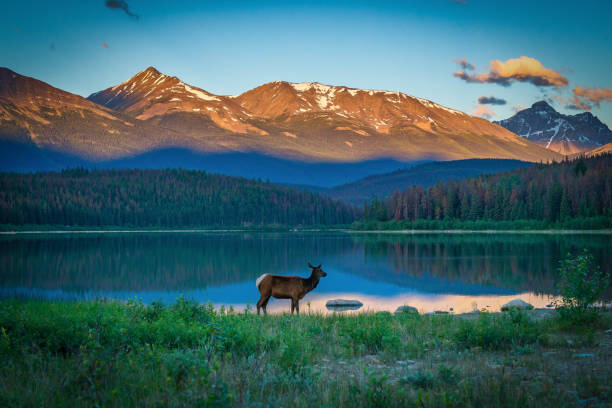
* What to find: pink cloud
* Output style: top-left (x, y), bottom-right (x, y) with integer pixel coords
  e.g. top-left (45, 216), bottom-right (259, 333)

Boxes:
top-left (454, 56), bottom-right (568, 87)
top-left (472, 105), bottom-right (496, 119)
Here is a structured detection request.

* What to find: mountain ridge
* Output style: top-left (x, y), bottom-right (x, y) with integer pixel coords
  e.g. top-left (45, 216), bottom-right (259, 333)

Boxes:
top-left (495, 101), bottom-right (612, 155)
top-left (1, 66), bottom-right (563, 168)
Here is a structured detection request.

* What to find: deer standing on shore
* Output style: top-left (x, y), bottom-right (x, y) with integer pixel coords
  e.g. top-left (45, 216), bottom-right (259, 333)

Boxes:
top-left (255, 263), bottom-right (327, 315)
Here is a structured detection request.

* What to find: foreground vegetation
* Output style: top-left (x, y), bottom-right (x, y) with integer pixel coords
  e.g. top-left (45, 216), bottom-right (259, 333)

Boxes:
top-left (1, 298), bottom-right (610, 407)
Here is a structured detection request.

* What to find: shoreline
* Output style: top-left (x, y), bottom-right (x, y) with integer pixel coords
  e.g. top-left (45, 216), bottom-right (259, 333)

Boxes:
top-left (348, 229), bottom-right (612, 234)
top-left (1, 228), bottom-right (612, 235)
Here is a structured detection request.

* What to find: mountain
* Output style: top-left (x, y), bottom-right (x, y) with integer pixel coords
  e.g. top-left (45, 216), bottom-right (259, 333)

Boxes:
top-left (495, 101), bottom-right (612, 155)
top-left (86, 67), bottom-right (561, 162)
top-left (321, 159), bottom-right (533, 205)
top-left (0, 67), bottom-right (192, 160)
top-left (1, 66), bottom-right (563, 176)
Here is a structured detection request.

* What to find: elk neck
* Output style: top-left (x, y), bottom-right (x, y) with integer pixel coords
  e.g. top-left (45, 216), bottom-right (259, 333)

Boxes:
top-left (304, 272), bottom-right (321, 292)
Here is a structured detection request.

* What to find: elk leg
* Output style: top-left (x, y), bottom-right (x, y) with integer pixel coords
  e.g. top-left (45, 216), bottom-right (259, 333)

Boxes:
top-left (290, 299), bottom-right (295, 314)
top-left (295, 300), bottom-right (300, 315)
top-left (261, 296), bottom-right (270, 315)
top-left (257, 293), bottom-right (270, 315)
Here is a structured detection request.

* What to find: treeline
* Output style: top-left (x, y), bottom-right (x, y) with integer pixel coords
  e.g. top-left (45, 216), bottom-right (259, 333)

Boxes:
top-left (359, 154), bottom-right (612, 229)
top-left (0, 168), bottom-right (358, 227)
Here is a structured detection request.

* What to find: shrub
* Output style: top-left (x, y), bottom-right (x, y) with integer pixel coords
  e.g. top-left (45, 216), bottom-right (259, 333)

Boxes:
top-left (453, 311), bottom-right (542, 350)
top-left (555, 250), bottom-right (610, 325)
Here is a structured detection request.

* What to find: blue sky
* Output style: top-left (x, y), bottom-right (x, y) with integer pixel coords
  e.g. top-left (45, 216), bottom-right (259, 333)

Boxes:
top-left (2, 0), bottom-right (611, 125)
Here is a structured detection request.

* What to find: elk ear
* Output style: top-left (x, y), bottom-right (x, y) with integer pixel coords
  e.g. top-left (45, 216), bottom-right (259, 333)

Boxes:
top-left (308, 262), bottom-right (314, 269)
top-left (316, 264), bottom-right (321, 269)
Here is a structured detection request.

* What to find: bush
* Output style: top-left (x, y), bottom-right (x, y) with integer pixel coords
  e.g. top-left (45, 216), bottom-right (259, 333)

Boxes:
top-left (453, 311), bottom-right (542, 350)
top-left (555, 250), bottom-right (610, 325)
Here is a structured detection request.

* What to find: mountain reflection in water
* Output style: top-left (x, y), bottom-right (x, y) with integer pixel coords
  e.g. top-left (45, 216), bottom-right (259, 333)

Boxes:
top-left (0, 232), bottom-right (610, 313)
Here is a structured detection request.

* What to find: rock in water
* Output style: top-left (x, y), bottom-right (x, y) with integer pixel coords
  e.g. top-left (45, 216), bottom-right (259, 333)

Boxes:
top-left (395, 305), bottom-right (419, 314)
top-left (326, 299), bottom-right (363, 311)
top-left (326, 299), bottom-right (363, 307)
top-left (501, 299), bottom-right (534, 311)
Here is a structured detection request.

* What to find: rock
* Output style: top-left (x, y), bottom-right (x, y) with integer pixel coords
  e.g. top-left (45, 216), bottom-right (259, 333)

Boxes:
top-left (572, 353), bottom-right (595, 358)
top-left (501, 299), bottom-right (534, 311)
top-left (326, 299), bottom-right (363, 307)
top-left (326, 299), bottom-right (363, 311)
top-left (395, 305), bottom-right (418, 314)
top-left (546, 303), bottom-right (554, 308)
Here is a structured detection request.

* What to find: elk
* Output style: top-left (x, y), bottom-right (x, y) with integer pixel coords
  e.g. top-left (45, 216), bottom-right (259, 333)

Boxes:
top-left (255, 263), bottom-right (327, 315)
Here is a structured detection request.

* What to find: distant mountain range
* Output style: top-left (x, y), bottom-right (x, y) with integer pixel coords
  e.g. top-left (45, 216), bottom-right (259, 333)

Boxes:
top-left (495, 101), bottom-right (612, 155)
top-left (1, 66), bottom-right (562, 174)
top-left (312, 159), bottom-right (533, 205)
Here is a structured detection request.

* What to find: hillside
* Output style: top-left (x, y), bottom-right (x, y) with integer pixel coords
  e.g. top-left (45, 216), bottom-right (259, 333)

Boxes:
top-left (0, 169), bottom-right (357, 227)
top-left (495, 101), bottom-right (612, 155)
top-left (357, 154), bottom-right (612, 228)
top-left (323, 159), bottom-right (533, 205)
top-left (0, 68), bottom-right (188, 160)
top-left (574, 142), bottom-right (612, 158)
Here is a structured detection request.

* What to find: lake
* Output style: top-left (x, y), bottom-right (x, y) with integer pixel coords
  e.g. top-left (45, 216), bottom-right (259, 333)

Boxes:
top-left (1, 231), bottom-right (610, 313)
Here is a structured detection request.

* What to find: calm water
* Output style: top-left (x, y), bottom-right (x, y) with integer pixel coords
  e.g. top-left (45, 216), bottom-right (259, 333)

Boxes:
top-left (1, 231), bottom-right (610, 313)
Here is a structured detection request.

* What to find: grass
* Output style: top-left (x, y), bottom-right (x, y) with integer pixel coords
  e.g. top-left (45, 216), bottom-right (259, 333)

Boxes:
top-left (0, 298), bottom-right (611, 407)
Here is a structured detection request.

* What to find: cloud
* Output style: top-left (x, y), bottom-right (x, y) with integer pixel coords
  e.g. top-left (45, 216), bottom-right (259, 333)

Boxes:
top-left (454, 56), bottom-right (568, 87)
top-left (477, 95), bottom-right (507, 105)
top-left (512, 104), bottom-right (527, 114)
top-left (573, 86), bottom-right (612, 108)
top-left (557, 86), bottom-right (612, 111)
top-left (453, 57), bottom-right (475, 71)
top-left (101, 42), bottom-right (109, 49)
top-left (472, 105), bottom-right (496, 119)
top-left (105, 0), bottom-right (139, 20)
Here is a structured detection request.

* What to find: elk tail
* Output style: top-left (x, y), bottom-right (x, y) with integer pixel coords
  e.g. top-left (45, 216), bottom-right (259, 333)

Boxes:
top-left (255, 274), bottom-right (269, 289)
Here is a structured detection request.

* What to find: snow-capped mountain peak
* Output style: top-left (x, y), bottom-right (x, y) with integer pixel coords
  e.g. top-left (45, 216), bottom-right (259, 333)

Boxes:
top-left (495, 101), bottom-right (612, 155)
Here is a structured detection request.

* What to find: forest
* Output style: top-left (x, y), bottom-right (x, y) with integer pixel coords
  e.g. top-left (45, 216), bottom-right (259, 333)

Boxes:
top-left (359, 154), bottom-right (612, 229)
top-left (0, 168), bottom-right (357, 227)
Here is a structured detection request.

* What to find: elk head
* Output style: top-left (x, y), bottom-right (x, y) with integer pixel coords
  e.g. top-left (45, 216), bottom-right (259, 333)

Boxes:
top-left (308, 262), bottom-right (327, 277)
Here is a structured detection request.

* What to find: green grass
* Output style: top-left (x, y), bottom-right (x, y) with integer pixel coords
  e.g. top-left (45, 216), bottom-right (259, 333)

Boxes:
top-left (1, 298), bottom-right (611, 407)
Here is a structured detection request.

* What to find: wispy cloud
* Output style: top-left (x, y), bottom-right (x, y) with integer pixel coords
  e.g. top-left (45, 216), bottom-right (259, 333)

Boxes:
top-left (472, 105), bottom-right (496, 119)
top-left (512, 104), bottom-right (527, 114)
top-left (454, 56), bottom-right (568, 87)
top-left (452, 57), bottom-right (475, 71)
top-left (105, 0), bottom-right (139, 20)
top-left (555, 86), bottom-right (612, 111)
top-left (572, 86), bottom-right (612, 108)
top-left (477, 95), bottom-right (506, 105)
top-left (101, 42), bottom-right (109, 49)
